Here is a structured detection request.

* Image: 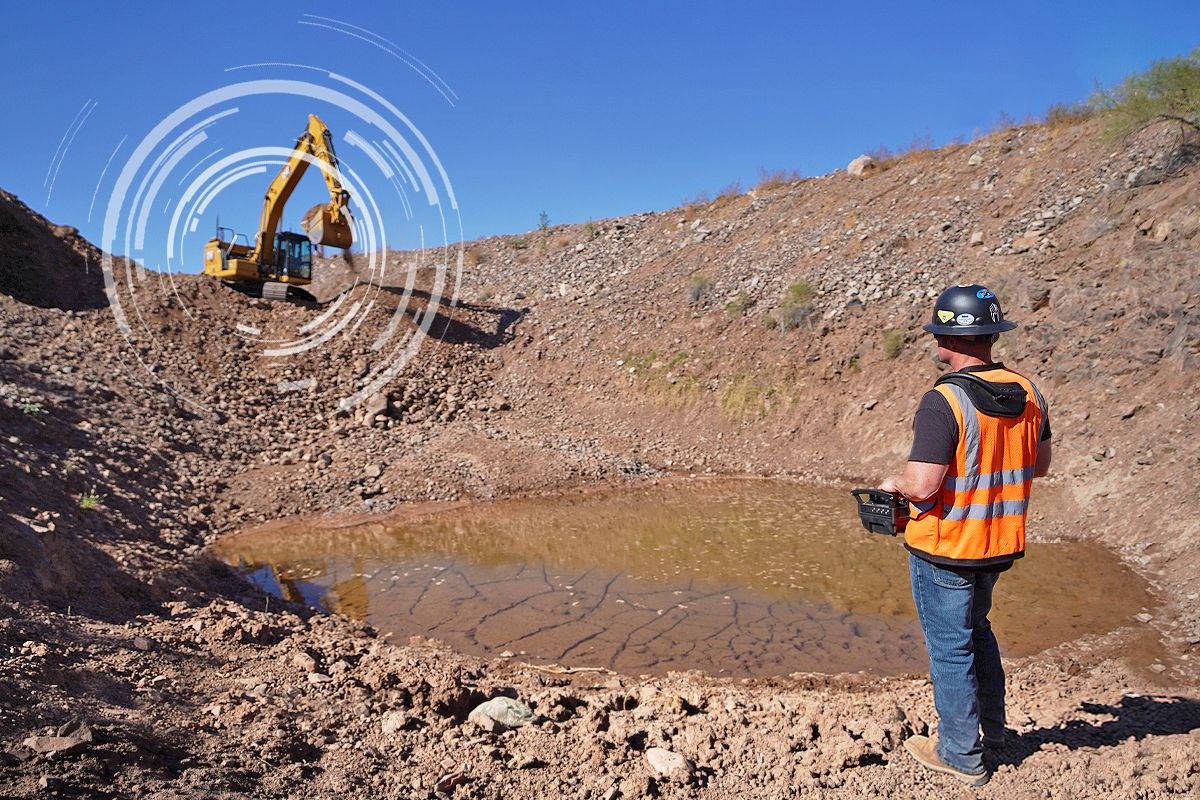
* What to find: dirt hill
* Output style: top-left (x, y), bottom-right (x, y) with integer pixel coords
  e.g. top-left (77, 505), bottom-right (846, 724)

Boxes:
top-left (0, 118), bottom-right (1197, 798)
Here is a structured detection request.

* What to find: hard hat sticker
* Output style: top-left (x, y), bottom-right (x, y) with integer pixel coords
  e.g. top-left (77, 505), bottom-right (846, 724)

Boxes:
top-left (955, 313), bottom-right (975, 325)
top-left (976, 288), bottom-right (995, 299)
top-left (989, 303), bottom-right (1000, 322)
top-left (937, 309), bottom-right (955, 323)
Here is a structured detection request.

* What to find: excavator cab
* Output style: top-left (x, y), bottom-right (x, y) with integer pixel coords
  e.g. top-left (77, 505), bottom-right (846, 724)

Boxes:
top-left (275, 233), bottom-right (312, 282)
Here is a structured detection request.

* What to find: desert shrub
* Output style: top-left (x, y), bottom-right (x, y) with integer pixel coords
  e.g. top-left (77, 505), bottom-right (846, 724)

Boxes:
top-left (463, 249), bottom-right (482, 267)
top-left (511, 237), bottom-right (528, 250)
top-left (1092, 49), bottom-right (1200, 137)
top-left (784, 280), bottom-right (814, 305)
top-left (687, 272), bottom-right (713, 304)
top-left (883, 329), bottom-right (904, 359)
top-left (78, 490), bottom-right (104, 510)
top-left (18, 400), bottom-right (46, 415)
top-left (773, 280), bottom-right (815, 331)
top-left (717, 181), bottom-right (742, 199)
top-left (682, 190), bottom-right (712, 207)
top-left (867, 132), bottom-right (936, 166)
top-left (1044, 102), bottom-right (1094, 128)
top-left (756, 167), bottom-right (802, 190)
top-left (538, 211), bottom-right (550, 233)
top-left (585, 221), bottom-right (598, 239)
top-left (725, 290), bottom-right (752, 318)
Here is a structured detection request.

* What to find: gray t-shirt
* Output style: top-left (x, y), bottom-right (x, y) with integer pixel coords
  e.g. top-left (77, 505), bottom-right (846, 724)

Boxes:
top-left (909, 384), bottom-right (1051, 465)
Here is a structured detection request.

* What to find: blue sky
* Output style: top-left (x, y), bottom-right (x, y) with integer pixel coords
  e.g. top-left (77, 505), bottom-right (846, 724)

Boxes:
top-left (1, 2), bottom-right (1197, 268)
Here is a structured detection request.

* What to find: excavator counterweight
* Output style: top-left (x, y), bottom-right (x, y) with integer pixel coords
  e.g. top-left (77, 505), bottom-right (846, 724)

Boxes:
top-left (203, 114), bottom-right (352, 301)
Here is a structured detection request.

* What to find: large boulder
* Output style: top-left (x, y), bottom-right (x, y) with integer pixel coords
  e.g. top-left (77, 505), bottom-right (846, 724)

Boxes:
top-left (847, 155), bottom-right (879, 177)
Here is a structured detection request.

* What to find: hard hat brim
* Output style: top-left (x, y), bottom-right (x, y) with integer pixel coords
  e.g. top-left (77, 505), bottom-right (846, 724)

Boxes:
top-left (923, 320), bottom-right (1018, 336)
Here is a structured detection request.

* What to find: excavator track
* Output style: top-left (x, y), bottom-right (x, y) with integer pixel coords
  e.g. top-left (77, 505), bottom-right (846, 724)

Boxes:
top-left (222, 280), bottom-right (318, 304)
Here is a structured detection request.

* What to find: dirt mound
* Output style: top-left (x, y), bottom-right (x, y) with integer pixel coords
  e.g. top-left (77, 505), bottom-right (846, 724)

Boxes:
top-left (0, 189), bottom-right (106, 311)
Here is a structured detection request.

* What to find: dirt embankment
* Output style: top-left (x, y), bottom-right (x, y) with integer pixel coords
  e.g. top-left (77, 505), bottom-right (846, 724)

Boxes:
top-left (0, 118), bottom-right (1198, 798)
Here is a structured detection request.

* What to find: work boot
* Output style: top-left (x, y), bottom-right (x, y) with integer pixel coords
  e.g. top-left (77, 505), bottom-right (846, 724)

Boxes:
top-left (903, 735), bottom-right (989, 787)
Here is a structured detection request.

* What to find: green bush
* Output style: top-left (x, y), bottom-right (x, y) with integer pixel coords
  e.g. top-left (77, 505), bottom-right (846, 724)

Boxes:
top-left (18, 400), bottom-right (46, 415)
top-left (883, 330), bottom-right (904, 359)
top-left (78, 490), bottom-right (104, 511)
top-left (1092, 49), bottom-right (1200, 137)
top-left (725, 290), bottom-right (753, 318)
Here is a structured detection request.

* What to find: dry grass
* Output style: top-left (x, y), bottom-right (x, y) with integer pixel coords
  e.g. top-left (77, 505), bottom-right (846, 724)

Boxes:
top-left (720, 371), bottom-right (804, 419)
top-left (883, 329), bottom-right (903, 359)
top-left (755, 167), bottom-right (802, 191)
top-left (866, 132), bottom-right (936, 168)
top-left (625, 350), bottom-right (704, 407)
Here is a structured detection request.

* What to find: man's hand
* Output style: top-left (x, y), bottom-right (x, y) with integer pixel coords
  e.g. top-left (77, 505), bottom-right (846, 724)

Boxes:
top-left (879, 461), bottom-right (949, 501)
top-left (879, 475), bottom-right (903, 494)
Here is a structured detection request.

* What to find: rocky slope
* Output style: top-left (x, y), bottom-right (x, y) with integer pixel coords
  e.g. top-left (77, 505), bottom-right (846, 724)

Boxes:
top-left (0, 117), bottom-right (1198, 798)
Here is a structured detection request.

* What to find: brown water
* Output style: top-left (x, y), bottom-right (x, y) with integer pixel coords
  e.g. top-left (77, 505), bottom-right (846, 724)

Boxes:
top-left (213, 480), bottom-right (1153, 677)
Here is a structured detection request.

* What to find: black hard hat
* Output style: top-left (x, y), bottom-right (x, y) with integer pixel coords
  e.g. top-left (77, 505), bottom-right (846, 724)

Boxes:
top-left (922, 284), bottom-right (1017, 336)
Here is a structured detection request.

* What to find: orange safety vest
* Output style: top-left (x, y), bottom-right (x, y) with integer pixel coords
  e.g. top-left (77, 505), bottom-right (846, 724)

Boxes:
top-left (904, 365), bottom-right (1047, 568)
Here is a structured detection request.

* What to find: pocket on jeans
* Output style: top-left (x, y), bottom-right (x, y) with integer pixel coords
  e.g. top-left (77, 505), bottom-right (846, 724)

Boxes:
top-left (930, 564), bottom-right (972, 590)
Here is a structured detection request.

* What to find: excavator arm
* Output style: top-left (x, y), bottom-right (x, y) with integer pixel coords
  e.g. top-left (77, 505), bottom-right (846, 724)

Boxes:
top-left (254, 113), bottom-right (353, 264)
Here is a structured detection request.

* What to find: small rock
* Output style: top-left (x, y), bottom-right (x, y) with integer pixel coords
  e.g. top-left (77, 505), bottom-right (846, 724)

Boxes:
top-left (468, 697), bottom-right (535, 732)
top-left (1012, 233), bottom-right (1040, 253)
top-left (1126, 166), bottom-right (1166, 188)
top-left (307, 672), bottom-right (332, 684)
top-left (509, 752), bottom-right (542, 769)
top-left (601, 788), bottom-right (620, 800)
top-left (292, 651), bottom-right (318, 673)
top-left (38, 775), bottom-right (65, 791)
top-left (863, 399), bottom-right (878, 411)
top-left (435, 771), bottom-right (468, 792)
top-left (1135, 612), bottom-right (1154, 623)
top-left (381, 710), bottom-right (410, 735)
top-left (645, 747), bottom-right (694, 777)
top-left (967, 152), bottom-right (983, 167)
top-left (362, 393), bottom-right (389, 427)
top-left (132, 636), bottom-right (153, 652)
top-left (1119, 404), bottom-right (1140, 420)
top-left (969, 231), bottom-right (984, 247)
top-left (22, 736), bottom-right (90, 756)
top-left (363, 464), bottom-right (383, 479)
top-left (1149, 663), bottom-right (1167, 673)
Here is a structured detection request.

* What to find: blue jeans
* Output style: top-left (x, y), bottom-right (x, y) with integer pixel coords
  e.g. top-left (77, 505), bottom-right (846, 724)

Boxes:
top-left (909, 553), bottom-right (1005, 775)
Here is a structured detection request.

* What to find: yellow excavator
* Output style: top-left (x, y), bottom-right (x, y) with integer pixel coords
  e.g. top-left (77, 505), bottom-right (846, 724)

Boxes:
top-left (203, 114), bottom-right (352, 301)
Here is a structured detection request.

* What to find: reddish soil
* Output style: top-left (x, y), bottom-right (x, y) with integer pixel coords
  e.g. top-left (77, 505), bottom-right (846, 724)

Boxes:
top-left (0, 117), bottom-right (1198, 798)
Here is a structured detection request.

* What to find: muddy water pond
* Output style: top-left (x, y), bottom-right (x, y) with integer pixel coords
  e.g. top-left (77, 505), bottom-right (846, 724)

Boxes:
top-left (214, 481), bottom-right (1152, 677)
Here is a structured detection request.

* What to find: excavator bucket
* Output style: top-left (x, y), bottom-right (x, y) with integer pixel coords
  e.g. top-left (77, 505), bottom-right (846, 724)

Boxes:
top-left (301, 204), bottom-right (353, 249)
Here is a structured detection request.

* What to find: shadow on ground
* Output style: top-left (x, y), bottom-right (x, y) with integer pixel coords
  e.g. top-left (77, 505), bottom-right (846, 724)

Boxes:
top-left (992, 695), bottom-right (1200, 767)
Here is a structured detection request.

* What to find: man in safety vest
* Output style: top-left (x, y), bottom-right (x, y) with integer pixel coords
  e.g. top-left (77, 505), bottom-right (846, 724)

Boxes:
top-left (880, 283), bottom-right (1052, 787)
